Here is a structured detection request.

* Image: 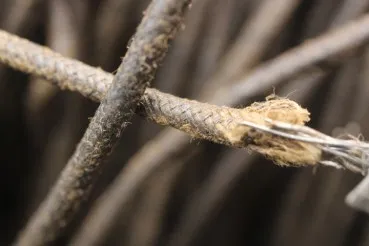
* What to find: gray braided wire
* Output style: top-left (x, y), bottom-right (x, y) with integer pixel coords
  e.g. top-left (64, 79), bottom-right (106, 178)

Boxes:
top-left (0, 29), bottom-right (321, 166)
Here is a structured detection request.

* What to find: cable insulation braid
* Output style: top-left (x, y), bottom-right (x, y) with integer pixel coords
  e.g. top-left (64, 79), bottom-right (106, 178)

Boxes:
top-left (0, 29), bottom-right (321, 166)
top-left (141, 89), bottom-right (322, 166)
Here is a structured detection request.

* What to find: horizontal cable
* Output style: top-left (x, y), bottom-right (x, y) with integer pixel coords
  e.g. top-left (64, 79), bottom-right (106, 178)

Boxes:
top-left (1, 27), bottom-right (369, 171)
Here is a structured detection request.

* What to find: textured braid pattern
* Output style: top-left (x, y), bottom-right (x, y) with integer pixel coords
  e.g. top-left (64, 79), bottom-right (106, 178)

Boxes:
top-left (0, 29), bottom-right (111, 101)
top-left (142, 88), bottom-right (244, 146)
top-left (141, 89), bottom-right (322, 166)
top-left (0, 29), bottom-right (243, 147)
top-left (0, 28), bottom-right (320, 167)
top-left (14, 0), bottom-right (192, 245)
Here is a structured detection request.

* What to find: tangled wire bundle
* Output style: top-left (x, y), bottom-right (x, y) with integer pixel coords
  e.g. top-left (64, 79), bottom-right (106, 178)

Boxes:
top-left (1, 29), bottom-right (368, 174)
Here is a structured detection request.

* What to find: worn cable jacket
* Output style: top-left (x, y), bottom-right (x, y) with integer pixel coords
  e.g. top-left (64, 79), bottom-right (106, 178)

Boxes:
top-left (4, 13), bottom-right (369, 168)
top-left (13, 0), bottom-right (192, 245)
top-left (4, 14), bottom-right (369, 169)
top-left (0, 28), bottom-right (325, 167)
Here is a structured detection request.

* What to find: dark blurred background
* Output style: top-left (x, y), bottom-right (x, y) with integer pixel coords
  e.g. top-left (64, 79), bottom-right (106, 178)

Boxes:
top-left (1, 0), bottom-right (369, 245)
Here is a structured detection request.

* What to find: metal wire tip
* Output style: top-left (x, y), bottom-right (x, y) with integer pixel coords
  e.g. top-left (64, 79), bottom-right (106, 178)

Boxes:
top-left (238, 119), bottom-right (369, 175)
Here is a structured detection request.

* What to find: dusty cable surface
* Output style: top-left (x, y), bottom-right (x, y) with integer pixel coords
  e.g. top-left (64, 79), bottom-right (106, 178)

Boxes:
top-left (165, 75), bottom-right (327, 246)
top-left (141, 88), bottom-right (322, 166)
top-left (73, 1), bottom-right (305, 243)
top-left (65, 3), bottom-right (369, 246)
top-left (2, 17), bottom-right (369, 170)
top-left (13, 0), bottom-right (192, 245)
top-left (2, 12), bottom-right (369, 244)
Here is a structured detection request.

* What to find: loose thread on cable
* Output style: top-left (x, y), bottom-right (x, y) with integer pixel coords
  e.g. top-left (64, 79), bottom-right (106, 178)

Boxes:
top-left (1, 28), bottom-right (369, 173)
